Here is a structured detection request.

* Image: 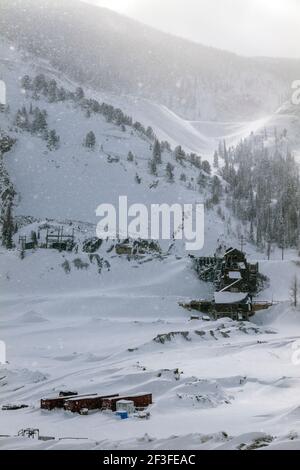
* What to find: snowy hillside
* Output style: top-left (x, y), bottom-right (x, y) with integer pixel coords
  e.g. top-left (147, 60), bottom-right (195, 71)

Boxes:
top-left (0, 37), bottom-right (238, 253)
top-left (1, 0), bottom-right (300, 121)
top-left (1, 21), bottom-right (300, 452)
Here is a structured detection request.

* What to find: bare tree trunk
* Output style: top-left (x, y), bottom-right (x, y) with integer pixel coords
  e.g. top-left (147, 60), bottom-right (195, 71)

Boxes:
top-left (267, 240), bottom-right (271, 260)
top-left (291, 275), bottom-right (298, 308)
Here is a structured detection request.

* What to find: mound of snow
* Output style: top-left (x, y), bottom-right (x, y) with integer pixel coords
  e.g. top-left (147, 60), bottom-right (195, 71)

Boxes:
top-left (19, 311), bottom-right (48, 324)
top-left (0, 368), bottom-right (48, 390)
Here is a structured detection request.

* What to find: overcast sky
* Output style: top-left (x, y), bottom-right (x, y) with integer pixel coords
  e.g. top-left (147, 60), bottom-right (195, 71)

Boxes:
top-left (84, 0), bottom-right (299, 58)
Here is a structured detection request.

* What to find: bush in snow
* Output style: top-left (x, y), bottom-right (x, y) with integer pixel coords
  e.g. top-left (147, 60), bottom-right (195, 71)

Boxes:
top-left (47, 130), bottom-right (60, 151)
top-left (127, 151), bottom-right (134, 162)
top-left (165, 162), bottom-right (175, 182)
top-left (84, 131), bottom-right (96, 149)
top-left (72, 258), bottom-right (89, 270)
top-left (61, 260), bottom-right (71, 274)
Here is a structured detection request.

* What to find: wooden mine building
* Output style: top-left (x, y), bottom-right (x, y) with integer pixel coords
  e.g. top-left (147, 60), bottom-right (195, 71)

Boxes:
top-left (188, 246), bottom-right (264, 321)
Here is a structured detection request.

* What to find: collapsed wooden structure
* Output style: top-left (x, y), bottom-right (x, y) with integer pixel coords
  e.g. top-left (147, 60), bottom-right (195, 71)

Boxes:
top-left (220, 248), bottom-right (259, 293)
top-left (188, 247), bottom-right (271, 320)
top-left (45, 227), bottom-right (75, 250)
top-left (192, 247), bottom-right (259, 294)
top-left (18, 226), bottom-right (75, 251)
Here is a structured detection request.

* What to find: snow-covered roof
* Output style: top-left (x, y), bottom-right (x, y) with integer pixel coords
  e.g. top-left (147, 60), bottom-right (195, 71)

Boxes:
top-left (238, 262), bottom-right (246, 269)
top-left (117, 399), bottom-right (135, 404)
top-left (214, 292), bottom-right (248, 304)
top-left (224, 247), bottom-right (235, 255)
top-left (66, 395), bottom-right (99, 402)
top-left (229, 271), bottom-right (241, 280)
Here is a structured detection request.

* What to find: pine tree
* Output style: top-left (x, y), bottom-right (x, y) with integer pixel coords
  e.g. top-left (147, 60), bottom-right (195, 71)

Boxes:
top-left (15, 107), bottom-right (29, 130)
top-left (84, 131), bottom-right (96, 149)
top-left (31, 108), bottom-right (48, 135)
top-left (75, 87), bottom-right (84, 101)
top-left (174, 145), bottom-right (185, 163)
top-left (211, 176), bottom-right (222, 204)
top-left (202, 160), bottom-right (211, 175)
top-left (127, 151), bottom-right (134, 162)
top-left (146, 126), bottom-right (155, 140)
top-left (152, 139), bottom-right (162, 164)
top-left (47, 79), bottom-right (58, 102)
top-left (2, 202), bottom-right (14, 249)
top-left (21, 75), bottom-right (32, 91)
top-left (148, 158), bottom-right (157, 176)
top-left (197, 171), bottom-right (206, 189)
top-left (213, 151), bottom-right (219, 168)
top-left (33, 74), bottom-right (47, 93)
top-left (166, 162), bottom-right (174, 182)
top-left (47, 129), bottom-right (60, 151)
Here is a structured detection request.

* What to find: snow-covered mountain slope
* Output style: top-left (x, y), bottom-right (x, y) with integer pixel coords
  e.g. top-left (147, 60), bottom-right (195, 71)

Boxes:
top-left (2, 38), bottom-right (299, 162)
top-left (1, 0), bottom-right (300, 122)
top-left (98, 93), bottom-right (272, 156)
top-left (0, 38), bottom-right (235, 255)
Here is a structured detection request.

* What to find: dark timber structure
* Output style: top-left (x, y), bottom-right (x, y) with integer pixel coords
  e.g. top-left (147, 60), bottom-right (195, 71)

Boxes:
top-left (64, 394), bottom-right (119, 413)
top-left (41, 393), bottom-right (96, 410)
top-left (45, 227), bottom-right (75, 251)
top-left (187, 247), bottom-right (270, 321)
top-left (19, 227), bottom-right (75, 251)
top-left (192, 247), bottom-right (259, 294)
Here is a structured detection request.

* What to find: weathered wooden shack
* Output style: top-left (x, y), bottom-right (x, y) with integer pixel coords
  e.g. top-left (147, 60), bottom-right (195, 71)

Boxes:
top-left (41, 393), bottom-right (96, 410)
top-left (64, 394), bottom-right (119, 413)
top-left (223, 247), bottom-right (246, 265)
top-left (101, 393), bottom-right (153, 412)
top-left (46, 227), bottom-right (75, 251)
top-left (219, 248), bottom-right (259, 293)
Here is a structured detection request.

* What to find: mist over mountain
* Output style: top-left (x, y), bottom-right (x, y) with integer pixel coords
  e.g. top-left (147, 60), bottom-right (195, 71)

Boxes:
top-left (1, 0), bottom-right (300, 121)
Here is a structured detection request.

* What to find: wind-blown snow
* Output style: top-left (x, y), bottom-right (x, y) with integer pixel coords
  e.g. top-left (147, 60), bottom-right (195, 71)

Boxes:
top-left (1, 37), bottom-right (300, 451)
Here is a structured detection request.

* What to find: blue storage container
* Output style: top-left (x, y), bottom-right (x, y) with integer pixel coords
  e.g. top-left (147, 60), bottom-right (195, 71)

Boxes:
top-left (116, 411), bottom-right (128, 420)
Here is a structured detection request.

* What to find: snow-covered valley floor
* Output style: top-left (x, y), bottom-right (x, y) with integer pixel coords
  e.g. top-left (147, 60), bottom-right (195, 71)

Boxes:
top-left (1, 249), bottom-right (300, 450)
